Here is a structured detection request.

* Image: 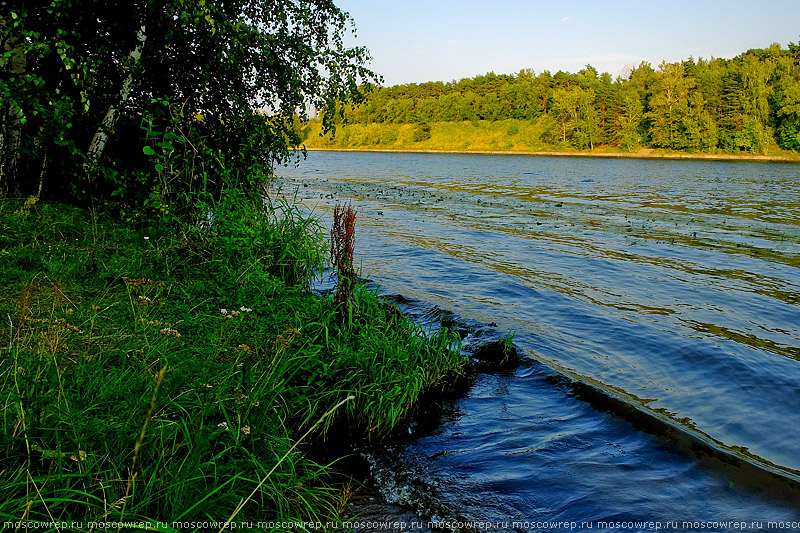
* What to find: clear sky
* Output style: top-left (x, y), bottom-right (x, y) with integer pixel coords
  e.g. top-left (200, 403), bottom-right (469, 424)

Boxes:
top-left (336, 0), bottom-right (800, 86)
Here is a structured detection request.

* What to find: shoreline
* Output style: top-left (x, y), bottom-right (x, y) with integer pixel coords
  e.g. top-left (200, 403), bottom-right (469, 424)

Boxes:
top-left (305, 146), bottom-right (800, 163)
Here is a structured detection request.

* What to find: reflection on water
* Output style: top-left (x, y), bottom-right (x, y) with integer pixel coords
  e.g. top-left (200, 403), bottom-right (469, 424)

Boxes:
top-left (277, 152), bottom-right (800, 527)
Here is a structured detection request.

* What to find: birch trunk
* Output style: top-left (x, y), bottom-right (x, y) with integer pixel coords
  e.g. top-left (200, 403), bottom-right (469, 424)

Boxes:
top-left (85, 24), bottom-right (147, 173)
top-left (0, 10), bottom-right (26, 197)
top-left (0, 9), bottom-right (6, 196)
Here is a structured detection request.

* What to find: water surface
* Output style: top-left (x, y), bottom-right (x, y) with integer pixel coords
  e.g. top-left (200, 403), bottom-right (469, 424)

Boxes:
top-left (277, 151), bottom-right (800, 529)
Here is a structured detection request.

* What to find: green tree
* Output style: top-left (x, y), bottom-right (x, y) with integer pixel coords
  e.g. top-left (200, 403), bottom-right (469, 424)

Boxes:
top-left (594, 72), bottom-right (616, 144)
top-left (551, 85), bottom-right (598, 149)
top-left (625, 62), bottom-right (657, 142)
top-left (776, 74), bottom-right (800, 150)
top-left (682, 92), bottom-right (718, 152)
top-left (313, 41), bottom-right (797, 155)
top-left (614, 87), bottom-right (644, 151)
top-left (691, 57), bottom-right (727, 127)
top-left (0, 4), bottom-right (26, 195)
top-left (1, 0), bottom-right (376, 217)
top-left (741, 53), bottom-right (775, 124)
top-left (715, 53), bottom-right (778, 154)
top-left (647, 61), bottom-right (694, 149)
top-left (717, 68), bottom-right (746, 150)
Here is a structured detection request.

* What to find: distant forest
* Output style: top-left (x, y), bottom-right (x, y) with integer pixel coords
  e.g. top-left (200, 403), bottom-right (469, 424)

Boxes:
top-left (325, 43), bottom-right (800, 154)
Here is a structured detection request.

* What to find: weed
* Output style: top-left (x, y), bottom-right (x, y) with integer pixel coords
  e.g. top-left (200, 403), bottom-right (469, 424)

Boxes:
top-left (471, 333), bottom-right (519, 372)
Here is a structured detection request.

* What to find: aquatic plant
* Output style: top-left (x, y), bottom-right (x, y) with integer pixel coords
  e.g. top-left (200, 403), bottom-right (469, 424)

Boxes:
top-left (471, 333), bottom-right (519, 372)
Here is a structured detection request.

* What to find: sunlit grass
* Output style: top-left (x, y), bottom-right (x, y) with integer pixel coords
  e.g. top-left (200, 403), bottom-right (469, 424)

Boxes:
top-left (302, 118), bottom-right (800, 159)
top-left (304, 118), bottom-right (588, 152)
top-left (0, 197), bottom-right (465, 529)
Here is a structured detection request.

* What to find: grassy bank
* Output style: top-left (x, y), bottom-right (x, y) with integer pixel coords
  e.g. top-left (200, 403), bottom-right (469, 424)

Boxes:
top-left (300, 119), bottom-right (800, 161)
top-left (0, 195), bottom-right (465, 530)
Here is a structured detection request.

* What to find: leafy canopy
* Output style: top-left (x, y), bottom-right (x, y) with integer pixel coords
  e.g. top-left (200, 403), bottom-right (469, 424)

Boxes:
top-left (1, 0), bottom-right (377, 217)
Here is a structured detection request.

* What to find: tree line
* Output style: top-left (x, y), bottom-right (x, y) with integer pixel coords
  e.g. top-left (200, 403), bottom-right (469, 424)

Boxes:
top-left (328, 43), bottom-right (800, 154)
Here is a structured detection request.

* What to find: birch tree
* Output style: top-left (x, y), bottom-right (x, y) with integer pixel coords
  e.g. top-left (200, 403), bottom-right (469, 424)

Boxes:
top-left (0, 4), bottom-right (26, 195)
top-left (1, 0), bottom-right (376, 213)
top-left (85, 24), bottom-right (146, 172)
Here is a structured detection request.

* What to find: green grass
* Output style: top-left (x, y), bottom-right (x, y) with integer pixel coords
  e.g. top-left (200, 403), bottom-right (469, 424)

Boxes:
top-left (302, 118), bottom-right (554, 152)
top-left (300, 119), bottom-right (800, 159)
top-left (0, 195), bottom-right (465, 531)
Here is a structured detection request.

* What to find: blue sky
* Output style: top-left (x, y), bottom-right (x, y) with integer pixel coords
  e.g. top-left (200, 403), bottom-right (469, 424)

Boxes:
top-left (336, 0), bottom-right (800, 85)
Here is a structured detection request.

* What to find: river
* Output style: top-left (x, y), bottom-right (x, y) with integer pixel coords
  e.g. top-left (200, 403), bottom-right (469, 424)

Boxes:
top-left (275, 151), bottom-right (800, 531)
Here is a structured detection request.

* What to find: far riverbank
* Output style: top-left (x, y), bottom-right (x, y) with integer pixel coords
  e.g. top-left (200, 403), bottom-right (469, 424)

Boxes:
top-left (306, 146), bottom-right (800, 163)
top-left (298, 118), bottom-right (800, 163)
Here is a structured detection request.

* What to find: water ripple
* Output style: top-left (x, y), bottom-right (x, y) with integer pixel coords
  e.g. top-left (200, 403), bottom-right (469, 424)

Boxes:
top-left (279, 151), bottom-right (800, 524)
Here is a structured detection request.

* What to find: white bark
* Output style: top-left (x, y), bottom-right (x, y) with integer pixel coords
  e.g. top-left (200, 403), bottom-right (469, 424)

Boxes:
top-left (86, 24), bottom-right (147, 170)
top-left (0, 11), bottom-right (26, 196)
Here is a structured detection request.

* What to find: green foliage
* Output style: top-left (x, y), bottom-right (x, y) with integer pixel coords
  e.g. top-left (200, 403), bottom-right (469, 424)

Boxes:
top-left (1, 0), bottom-right (377, 218)
top-left (0, 4), bottom-right (462, 525)
top-left (777, 121), bottom-right (800, 151)
top-left (322, 42), bottom-right (800, 154)
top-left (470, 333), bottom-right (518, 372)
top-left (181, 188), bottom-right (327, 291)
top-left (551, 85), bottom-right (599, 149)
top-left (647, 61), bottom-right (694, 149)
top-left (775, 74), bottom-right (800, 150)
top-left (0, 200), bottom-right (464, 526)
top-left (615, 90), bottom-right (645, 151)
top-left (379, 129), bottom-right (398, 145)
top-left (412, 122), bottom-right (432, 142)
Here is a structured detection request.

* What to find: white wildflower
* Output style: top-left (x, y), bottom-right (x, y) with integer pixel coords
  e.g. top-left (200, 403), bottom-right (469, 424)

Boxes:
top-left (159, 327), bottom-right (181, 338)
